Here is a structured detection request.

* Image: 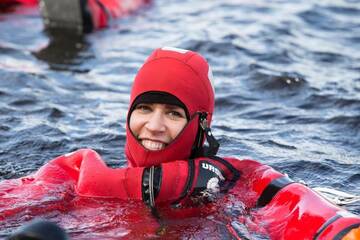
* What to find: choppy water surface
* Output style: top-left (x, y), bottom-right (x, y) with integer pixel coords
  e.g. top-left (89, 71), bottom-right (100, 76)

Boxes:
top-left (0, 0), bottom-right (359, 238)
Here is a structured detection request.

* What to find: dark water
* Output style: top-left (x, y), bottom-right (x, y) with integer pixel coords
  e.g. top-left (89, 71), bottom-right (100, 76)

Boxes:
top-left (0, 0), bottom-right (359, 238)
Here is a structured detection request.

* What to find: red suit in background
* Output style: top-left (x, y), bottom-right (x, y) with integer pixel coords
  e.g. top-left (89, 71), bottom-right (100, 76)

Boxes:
top-left (1, 48), bottom-right (359, 239)
top-left (76, 0), bottom-right (150, 30)
top-left (0, 0), bottom-right (150, 32)
top-left (0, 0), bottom-right (37, 5)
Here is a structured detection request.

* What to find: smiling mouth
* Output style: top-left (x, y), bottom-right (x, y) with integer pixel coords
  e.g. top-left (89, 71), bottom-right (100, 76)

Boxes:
top-left (141, 139), bottom-right (167, 151)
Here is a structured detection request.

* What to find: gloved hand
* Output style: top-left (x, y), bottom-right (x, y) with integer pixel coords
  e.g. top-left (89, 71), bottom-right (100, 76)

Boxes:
top-left (76, 154), bottom-right (143, 200)
top-left (145, 156), bottom-right (240, 207)
top-left (182, 156), bottom-right (240, 205)
top-left (74, 153), bottom-right (240, 207)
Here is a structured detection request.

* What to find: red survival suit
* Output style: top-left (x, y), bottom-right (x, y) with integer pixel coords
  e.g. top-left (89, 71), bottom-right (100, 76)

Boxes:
top-left (1, 48), bottom-right (359, 239)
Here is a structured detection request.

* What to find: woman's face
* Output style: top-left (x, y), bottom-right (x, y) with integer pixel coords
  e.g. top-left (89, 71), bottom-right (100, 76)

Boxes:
top-left (129, 103), bottom-right (188, 151)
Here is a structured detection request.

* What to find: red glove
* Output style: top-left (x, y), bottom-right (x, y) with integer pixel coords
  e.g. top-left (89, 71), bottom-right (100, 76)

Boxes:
top-left (75, 154), bottom-right (240, 208)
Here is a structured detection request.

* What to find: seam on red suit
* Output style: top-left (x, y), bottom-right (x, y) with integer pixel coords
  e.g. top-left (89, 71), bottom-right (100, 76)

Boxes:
top-left (124, 168), bottom-right (130, 198)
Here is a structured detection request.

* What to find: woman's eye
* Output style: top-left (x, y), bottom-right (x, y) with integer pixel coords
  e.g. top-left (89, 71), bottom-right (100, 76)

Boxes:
top-left (136, 105), bottom-right (152, 113)
top-left (168, 110), bottom-right (185, 119)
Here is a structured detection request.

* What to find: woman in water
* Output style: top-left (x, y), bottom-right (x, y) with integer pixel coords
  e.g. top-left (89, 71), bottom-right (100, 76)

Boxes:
top-left (4, 47), bottom-right (360, 239)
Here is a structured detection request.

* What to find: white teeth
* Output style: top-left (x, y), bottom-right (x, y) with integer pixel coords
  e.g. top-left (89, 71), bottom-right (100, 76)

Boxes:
top-left (141, 140), bottom-right (166, 151)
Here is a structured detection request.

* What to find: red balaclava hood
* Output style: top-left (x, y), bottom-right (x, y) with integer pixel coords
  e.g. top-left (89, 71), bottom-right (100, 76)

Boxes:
top-left (125, 47), bottom-right (215, 167)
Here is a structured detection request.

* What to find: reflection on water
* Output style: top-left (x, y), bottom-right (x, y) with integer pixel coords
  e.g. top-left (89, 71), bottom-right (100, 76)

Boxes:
top-left (33, 28), bottom-right (92, 72)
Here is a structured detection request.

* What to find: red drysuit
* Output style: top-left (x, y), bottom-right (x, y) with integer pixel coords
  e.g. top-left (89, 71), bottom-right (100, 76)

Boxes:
top-left (2, 148), bottom-right (359, 239)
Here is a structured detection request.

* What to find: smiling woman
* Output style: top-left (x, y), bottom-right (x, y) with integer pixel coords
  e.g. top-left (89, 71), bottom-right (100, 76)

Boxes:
top-left (124, 47), bottom-right (216, 167)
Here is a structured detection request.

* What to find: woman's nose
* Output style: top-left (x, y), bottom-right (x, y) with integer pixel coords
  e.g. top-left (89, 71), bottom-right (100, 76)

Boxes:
top-left (145, 111), bottom-right (166, 133)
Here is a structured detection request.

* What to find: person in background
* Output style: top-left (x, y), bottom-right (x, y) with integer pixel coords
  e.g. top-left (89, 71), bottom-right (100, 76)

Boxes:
top-left (0, 0), bottom-right (150, 33)
top-left (3, 47), bottom-right (360, 239)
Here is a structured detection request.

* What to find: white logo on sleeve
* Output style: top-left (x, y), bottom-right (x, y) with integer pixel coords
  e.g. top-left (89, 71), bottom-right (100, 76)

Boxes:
top-left (201, 162), bottom-right (225, 180)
